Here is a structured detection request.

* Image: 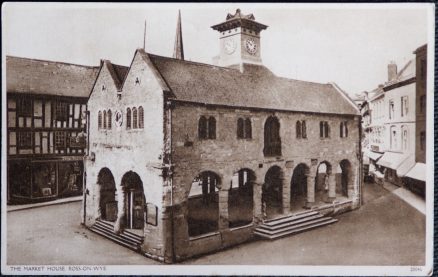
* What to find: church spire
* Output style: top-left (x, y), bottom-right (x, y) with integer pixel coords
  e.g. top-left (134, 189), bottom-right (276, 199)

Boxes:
top-left (173, 10), bottom-right (184, 60)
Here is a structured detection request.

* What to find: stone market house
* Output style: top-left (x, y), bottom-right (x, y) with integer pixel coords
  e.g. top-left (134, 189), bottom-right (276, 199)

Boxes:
top-left (6, 56), bottom-right (99, 204)
top-left (83, 9), bottom-right (362, 263)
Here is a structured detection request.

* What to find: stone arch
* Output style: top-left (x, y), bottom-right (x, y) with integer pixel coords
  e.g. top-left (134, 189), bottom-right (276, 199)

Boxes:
top-left (263, 165), bottom-right (284, 218)
top-left (315, 161), bottom-right (333, 203)
top-left (229, 168), bottom-right (256, 227)
top-left (290, 163), bottom-right (310, 211)
top-left (338, 159), bottom-right (352, 197)
top-left (119, 171), bottom-right (145, 230)
top-left (188, 170), bottom-right (221, 237)
top-left (97, 167), bottom-right (117, 222)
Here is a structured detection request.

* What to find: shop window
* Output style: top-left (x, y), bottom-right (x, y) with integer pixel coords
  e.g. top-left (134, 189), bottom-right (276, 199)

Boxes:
top-left (126, 108), bottom-right (131, 129)
top-left (58, 162), bottom-right (83, 197)
top-left (17, 98), bottom-right (32, 116)
top-left (132, 108), bottom-right (138, 129)
top-left (32, 163), bottom-right (57, 197)
top-left (107, 110), bottom-right (112, 130)
top-left (98, 111), bottom-right (102, 129)
top-left (9, 162), bottom-right (32, 198)
top-left (54, 131), bottom-right (67, 149)
top-left (55, 101), bottom-right (68, 121)
top-left (18, 132), bottom-right (32, 149)
top-left (138, 106), bottom-right (144, 129)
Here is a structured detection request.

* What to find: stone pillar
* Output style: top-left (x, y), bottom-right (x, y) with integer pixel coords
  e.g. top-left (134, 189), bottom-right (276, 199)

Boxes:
top-left (253, 182), bottom-right (263, 223)
top-left (114, 187), bottom-right (125, 234)
top-left (281, 176), bottom-right (290, 214)
top-left (218, 189), bottom-right (229, 230)
top-left (328, 174), bottom-right (336, 202)
top-left (305, 174), bottom-right (315, 208)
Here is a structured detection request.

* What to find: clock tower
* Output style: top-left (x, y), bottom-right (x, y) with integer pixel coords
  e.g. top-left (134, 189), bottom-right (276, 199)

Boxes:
top-left (211, 9), bottom-right (268, 69)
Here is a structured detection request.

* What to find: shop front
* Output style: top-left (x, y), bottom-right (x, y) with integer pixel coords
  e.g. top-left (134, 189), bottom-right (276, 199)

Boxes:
top-left (8, 157), bottom-right (83, 204)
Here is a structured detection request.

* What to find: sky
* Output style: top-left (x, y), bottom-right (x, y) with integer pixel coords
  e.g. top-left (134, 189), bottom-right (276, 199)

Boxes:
top-left (2, 3), bottom-right (432, 95)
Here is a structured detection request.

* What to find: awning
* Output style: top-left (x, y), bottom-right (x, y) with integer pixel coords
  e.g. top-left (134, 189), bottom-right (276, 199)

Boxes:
top-left (365, 150), bottom-right (383, 161)
top-left (405, 163), bottom-right (426, 182)
top-left (396, 154), bottom-right (416, 177)
top-left (377, 152), bottom-right (409, 170)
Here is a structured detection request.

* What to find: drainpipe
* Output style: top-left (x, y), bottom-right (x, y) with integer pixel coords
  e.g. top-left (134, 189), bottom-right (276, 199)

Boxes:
top-left (167, 100), bottom-right (176, 263)
top-left (82, 110), bottom-right (90, 225)
top-left (358, 116), bottom-right (363, 207)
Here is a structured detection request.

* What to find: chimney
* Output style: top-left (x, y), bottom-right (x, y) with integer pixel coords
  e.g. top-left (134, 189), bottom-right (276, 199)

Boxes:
top-left (388, 61), bottom-right (397, 81)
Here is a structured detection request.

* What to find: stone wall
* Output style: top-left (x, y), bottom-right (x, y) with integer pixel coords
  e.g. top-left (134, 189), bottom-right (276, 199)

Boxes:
top-left (83, 52), bottom-right (167, 260)
top-left (166, 101), bottom-right (361, 261)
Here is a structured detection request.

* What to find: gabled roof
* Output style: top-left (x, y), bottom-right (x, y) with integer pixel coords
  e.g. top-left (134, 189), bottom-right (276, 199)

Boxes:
top-left (102, 60), bottom-right (129, 90)
top-left (6, 56), bottom-right (99, 98)
top-left (147, 54), bottom-right (359, 115)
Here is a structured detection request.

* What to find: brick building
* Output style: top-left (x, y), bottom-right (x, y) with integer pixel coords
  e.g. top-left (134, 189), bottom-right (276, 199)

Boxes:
top-left (6, 56), bottom-right (98, 204)
top-left (83, 9), bottom-right (362, 263)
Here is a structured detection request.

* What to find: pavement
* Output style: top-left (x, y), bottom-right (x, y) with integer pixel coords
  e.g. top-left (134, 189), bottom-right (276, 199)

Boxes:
top-left (7, 196), bottom-right (82, 212)
top-left (6, 180), bottom-right (425, 265)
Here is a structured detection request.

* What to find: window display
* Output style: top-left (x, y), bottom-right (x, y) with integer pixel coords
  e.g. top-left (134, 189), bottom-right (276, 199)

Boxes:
top-left (32, 162), bottom-right (57, 198)
top-left (58, 162), bottom-right (83, 197)
top-left (9, 161), bottom-right (32, 198)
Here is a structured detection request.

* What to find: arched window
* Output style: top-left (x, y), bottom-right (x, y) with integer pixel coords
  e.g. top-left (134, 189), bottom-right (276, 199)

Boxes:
top-left (340, 122), bottom-right (344, 137)
top-left (208, 117), bottom-right (216, 139)
top-left (296, 121), bottom-right (302, 138)
top-left (244, 118), bottom-right (252, 139)
top-left (107, 110), bottom-right (112, 130)
top-left (103, 110), bottom-right (107, 129)
top-left (264, 116), bottom-right (281, 156)
top-left (237, 118), bottom-right (244, 139)
top-left (98, 111), bottom-right (102, 129)
top-left (132, 108), bottom-right (138, 129)
top-left (126, 108), bottom-right (131, 129)
top-left (390, 125), bottom-right (397, 149)
top-left (138, 106), bottom-right (144, 129)
top-left (320, 121), bottom-right (324, 138)
top-left (302, 120), bottom-right (307, 138)
top-left (198, 116), bottom-right (207, 139)
top-left (324, 122), bottom-right (329, 138)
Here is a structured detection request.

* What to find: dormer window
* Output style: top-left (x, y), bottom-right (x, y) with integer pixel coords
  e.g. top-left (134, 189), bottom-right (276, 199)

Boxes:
top-left (101, 84), bottom-right (106, 91)
top-left (135, 77), bottom-right (140, 85)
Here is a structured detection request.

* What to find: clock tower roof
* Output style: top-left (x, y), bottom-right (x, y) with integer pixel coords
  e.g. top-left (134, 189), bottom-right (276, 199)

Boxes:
top-left (211, 9), bottom-right (268, 33)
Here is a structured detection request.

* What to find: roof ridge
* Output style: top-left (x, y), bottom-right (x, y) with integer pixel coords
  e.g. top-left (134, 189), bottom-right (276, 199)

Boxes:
top-left (6, 55), bottom-right (99, 69)
top-left (147, 53), bottom-right (240, 72)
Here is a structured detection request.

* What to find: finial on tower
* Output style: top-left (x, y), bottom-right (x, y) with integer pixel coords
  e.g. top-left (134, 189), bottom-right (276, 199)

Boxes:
top-left (173, 10), bottom-right (184, 60)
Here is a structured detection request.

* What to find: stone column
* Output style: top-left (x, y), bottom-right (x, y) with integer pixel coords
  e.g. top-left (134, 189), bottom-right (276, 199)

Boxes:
top-left (95, 183), bottom-right (102, 220)
top-left (281, 176), bottom-right (290, 214)
top-left (328, 174), bottom-right (336, 202)
top-left (114, 187), bottom-right (125, 234)
top-left (218, 188), bottom-right (229, 230)
top-left (305, 174), bottom-right (315, 208)
top-left (253, 182), bottom-right (263, 223)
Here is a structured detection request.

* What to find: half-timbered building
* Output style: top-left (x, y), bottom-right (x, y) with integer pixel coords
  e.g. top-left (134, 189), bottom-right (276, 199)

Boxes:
top-left (6, 56), bottom-right (99, 203)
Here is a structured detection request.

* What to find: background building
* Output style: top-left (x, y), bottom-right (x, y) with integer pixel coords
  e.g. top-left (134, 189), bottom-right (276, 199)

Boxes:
top-left (6, 56), bottom-right (99, 204)
top-left (363, 44), bottom-right (427, 197)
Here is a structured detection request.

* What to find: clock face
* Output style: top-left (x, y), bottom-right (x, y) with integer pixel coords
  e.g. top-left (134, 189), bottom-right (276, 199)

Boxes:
top-left (245, 38), bottom-right (257, 55)
top-left (224, 38), bottom-right (236, 54)
top-left (115, 110), bottom-right (123, 127)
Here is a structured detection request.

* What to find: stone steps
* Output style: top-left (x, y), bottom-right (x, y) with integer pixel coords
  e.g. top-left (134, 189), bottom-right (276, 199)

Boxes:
top-left (255, 211), bottom-right (338, 240)
top-left (89, 220), bottom-right (143, 251)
